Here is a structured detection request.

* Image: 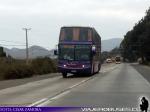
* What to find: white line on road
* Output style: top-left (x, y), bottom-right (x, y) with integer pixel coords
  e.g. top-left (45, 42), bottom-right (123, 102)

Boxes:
top-left (37, 91), bottom-right (71, 107)
top-left (28, 77), bottom-right (94, 107)
top-left (101, 65), bottom-right (119, 73)
top-left (28, 64), bottom-right (119, 107)
top-left (28, 98), bottom-right (48, 107)
top-left (69, 79), bottom-right (87, 89)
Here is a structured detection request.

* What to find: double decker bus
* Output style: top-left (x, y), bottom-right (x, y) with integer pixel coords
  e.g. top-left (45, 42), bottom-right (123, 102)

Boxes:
top-left (55, 26), bottom-right (101, 78)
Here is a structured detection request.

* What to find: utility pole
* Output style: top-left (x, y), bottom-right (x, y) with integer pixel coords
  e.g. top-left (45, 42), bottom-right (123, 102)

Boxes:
top-left (22, 28), bottom-right (31, 65)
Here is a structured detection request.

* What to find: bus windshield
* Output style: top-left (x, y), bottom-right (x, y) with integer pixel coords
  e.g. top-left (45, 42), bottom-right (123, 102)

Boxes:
top-left (59, 45), bottom-right (74, 61)
top-left (59, 45), bottom-right (91, 61)
top-left (75, 45), bottom-right (90, 61)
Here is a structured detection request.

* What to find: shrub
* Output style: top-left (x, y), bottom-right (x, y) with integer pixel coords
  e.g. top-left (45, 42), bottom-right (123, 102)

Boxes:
top-left (4, 64), bottom-right (34, 79)
top-left (0, 57), bottom-right (58, 80)
top-left (31, 57), bottom-right (57, 75)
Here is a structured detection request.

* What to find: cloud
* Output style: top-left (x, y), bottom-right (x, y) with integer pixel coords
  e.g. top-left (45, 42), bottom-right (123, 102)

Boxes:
top-left (0, 0), bottom-right (149, 16)
top-left (0, 0), bottom-right (150, 49)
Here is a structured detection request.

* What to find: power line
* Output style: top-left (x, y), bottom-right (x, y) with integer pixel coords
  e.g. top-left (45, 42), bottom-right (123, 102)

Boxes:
top-left (0, 40), bottom-right (52, 50)
top-left (0, 44), bottom-right (26, 47)
top-left (0, 40), bottom-right (26, 44)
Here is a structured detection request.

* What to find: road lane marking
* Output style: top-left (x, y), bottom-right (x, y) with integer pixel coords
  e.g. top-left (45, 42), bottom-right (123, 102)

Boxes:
top-left (28, 64), bottom-right (119, 107)
top-left (69, 79), bottom-right (87, 89)
top-left (37, 78), bottom-right (93, 106)
top-left (131, 64), bottom-right (150, 87)
top-left (50, 90), bottom-right (70, 100)
top-left (37, 100), bottom-right (50, 107)
top-left (100, 65), bottom-right (118, 73)
top-left (37, 91), bottom-right (71, 107)
top-left (28, 77), bottom-right (94, 107)
top-left (28, 98), bottom-right (48, 107)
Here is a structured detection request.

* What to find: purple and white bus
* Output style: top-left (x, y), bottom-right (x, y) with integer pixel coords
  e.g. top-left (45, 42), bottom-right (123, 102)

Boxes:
top-left (55, 26), bottom-right (101, 78)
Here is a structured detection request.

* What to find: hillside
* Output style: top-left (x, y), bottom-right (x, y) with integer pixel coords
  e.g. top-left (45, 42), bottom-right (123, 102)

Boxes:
top-left (3, 38), bottom-right (122, 59)
top-left (4, 46), bottom-right (53, 59)
top-left (102, 38), bottom-right (122, 51)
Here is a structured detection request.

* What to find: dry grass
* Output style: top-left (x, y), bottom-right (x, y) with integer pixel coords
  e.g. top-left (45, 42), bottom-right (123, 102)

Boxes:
top-left (0, 57), bottom-right (57, 80)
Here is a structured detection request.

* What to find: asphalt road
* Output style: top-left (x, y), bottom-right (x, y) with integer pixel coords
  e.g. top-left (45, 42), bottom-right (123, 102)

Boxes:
top-left (0, 63), bottom-right (150, 112)
top-left (0, 63), bottom-right (116, 106)
top-left (41, 63), bottom-right (150, 112)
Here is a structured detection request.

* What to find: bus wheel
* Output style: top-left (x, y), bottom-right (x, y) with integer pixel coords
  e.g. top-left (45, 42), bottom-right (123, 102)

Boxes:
top-left (98, 64), bottom-right (101, 71)
top-left (62, 73), bottom-right (67, 78)
top-left (91, 66), bottom-right (94, 75)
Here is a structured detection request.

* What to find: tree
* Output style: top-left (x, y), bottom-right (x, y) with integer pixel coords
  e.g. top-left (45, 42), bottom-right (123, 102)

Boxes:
top-left (120, 7), bottom-right (150, 63)
top-left (0, 47), bottom-right (6, 57)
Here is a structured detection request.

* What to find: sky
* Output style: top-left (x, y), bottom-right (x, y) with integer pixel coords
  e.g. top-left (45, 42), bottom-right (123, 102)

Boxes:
top-left (0, 0), bottom-right (150, 50)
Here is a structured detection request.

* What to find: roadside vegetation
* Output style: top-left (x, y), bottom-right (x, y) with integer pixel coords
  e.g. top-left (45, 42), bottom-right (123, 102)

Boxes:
top-left (120, 7), bottom-right (150, 65)
top-left (0, 47), bottom-right (57, 80)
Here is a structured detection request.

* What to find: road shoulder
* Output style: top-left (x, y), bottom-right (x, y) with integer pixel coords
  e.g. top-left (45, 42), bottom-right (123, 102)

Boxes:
top-left (131, 63), bottom-right (150, 84)
top-left (0, 73), bottom-right (60, 90)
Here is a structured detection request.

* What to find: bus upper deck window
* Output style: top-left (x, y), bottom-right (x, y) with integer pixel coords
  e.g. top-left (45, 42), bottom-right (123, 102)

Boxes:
top-left (79, 29), bottom-right (88, 41)
top-left (60, 29), bottom-right (65, 41)
top-left (73, 28), bottom-right (79, 41)
top-left (65, 28), bottom-right (73, 41)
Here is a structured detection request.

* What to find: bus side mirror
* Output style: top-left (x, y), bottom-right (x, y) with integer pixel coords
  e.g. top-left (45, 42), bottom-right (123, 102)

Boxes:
top-left (92, 46), bottom-right (96, 55)
top-left (54, 50), bottom-right (58, 55)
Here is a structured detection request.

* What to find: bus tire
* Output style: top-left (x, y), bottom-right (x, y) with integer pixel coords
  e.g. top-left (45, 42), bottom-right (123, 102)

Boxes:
top-left (62, 73), bottom-right (67, 78)
top-left (98, 63), bottom-right (101, 72)
top-left (91, 65), bottom-right (94, 75)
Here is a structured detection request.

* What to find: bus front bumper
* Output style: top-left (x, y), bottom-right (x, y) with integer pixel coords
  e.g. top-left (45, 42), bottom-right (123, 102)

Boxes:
top-left (58, 66), bottom-right (91, 74)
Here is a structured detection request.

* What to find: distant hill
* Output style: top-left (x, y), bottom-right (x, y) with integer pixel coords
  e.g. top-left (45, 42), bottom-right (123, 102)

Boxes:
top-left (3, 38), bottom-right (123, 59)
top-left (4, 46), bottom-right (54, 59)
top-left (102, 38), bottom-right (122, 51)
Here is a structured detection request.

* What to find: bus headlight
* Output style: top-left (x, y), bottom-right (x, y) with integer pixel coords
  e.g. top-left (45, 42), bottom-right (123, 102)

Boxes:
top-left (82, 65), bottom-right (85, 68)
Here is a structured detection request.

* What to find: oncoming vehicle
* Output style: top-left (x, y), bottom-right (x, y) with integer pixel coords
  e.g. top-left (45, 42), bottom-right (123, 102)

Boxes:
top-left (115, 56), bottom-right (121, 64)
top-left (55, 26), bottom-right (101, 78)
top-left (106, 58), bottom-right (112, 63)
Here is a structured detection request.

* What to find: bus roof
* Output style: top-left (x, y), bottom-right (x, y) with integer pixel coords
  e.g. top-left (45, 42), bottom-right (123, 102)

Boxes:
top-left (61, 26), bottom-right (100, 37)
top-left (61, 26), bottom-right (94, 29)
top-left (59, 26), bottom-right (101, 43)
